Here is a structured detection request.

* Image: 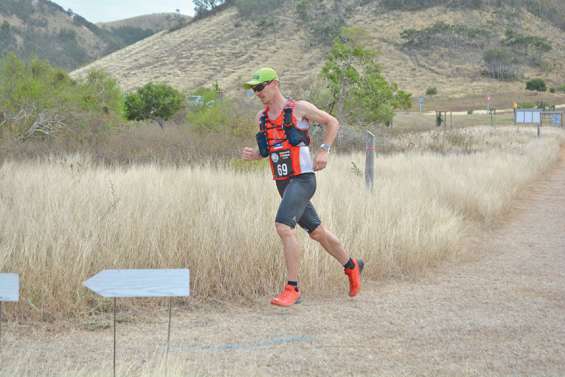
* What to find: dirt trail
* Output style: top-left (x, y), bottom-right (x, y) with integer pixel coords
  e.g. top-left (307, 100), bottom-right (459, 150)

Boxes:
top-left (3, 150), bottom-right (565, 377)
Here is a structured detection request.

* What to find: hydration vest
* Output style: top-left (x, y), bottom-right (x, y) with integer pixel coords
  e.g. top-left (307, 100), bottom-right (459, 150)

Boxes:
top-left (257, 99), bottom-right (312, 181)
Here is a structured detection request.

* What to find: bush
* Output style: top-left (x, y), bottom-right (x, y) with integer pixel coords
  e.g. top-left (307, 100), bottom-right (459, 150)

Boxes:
top-left (550, 87), bottom-right (556, 93)
top-left (0, 54), bottom-right (124, 139)
top-left (426, 87), bottom-right (438, 96)
top-left (526, 78), bottom-right (547, 92)
top-left (187, 96), bottom-right (255, 137)
top-left (557, 84), bottom-right (565, 93)
top-left (124, 83), bottom-right (183, 128)
top-left (400, 22), bottom-right (491, 48)
top-left (186, 100), bottom-right (230, 131)
top-left (536, 101), bottom-right (554, 110)
top-left (517, 102), bottom-right (536, 109)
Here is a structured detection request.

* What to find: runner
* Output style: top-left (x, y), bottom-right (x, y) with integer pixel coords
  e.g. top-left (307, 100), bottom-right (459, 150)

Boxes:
top-left (240, 67), bottom-right (365, 307)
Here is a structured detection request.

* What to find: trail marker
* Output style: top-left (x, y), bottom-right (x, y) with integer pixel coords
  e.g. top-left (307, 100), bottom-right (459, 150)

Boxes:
top-left (0, 273), bottom-right (19, 353)
top-left (84, 269), bottom-right (190, 377)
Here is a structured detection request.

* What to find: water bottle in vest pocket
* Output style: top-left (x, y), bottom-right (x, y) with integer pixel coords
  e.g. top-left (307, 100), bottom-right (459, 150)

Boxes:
top-left (256, 131), bottom-right (269, 157)
top-left (284, 126), bottom-right (310, 146)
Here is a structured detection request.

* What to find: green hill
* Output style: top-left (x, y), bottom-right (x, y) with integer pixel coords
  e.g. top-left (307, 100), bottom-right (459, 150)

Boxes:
top-left (0, 0), bottom-right (190, 71)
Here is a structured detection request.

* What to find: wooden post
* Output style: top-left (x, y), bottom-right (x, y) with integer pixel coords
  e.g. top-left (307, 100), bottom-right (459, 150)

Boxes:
top-left (538, 115), bottom-right (541, 138)
top-left (365, 131), bottom-right (375, 191)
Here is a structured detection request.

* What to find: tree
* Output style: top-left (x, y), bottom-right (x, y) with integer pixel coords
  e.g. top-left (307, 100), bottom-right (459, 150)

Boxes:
top-left (124, 83), bottom-right (183, 128)
top-left (320, 27), bottom-right (411, 125)
top-left (483, 48), bottom-right (517, 80)
top-left (193, 0), bottom-right (226, 16)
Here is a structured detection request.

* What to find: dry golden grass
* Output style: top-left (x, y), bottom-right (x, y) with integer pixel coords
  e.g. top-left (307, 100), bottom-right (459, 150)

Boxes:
top-left (0, 126), bottom-right (563, 322)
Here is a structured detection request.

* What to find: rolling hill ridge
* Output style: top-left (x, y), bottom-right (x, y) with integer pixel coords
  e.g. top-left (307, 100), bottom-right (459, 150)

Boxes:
top-left (71, 1), bottom-right (565, 99)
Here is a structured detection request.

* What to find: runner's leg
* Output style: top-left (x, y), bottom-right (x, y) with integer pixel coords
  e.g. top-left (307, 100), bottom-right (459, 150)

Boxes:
top-left (308, 224), bottom-right (349, 265)
top-left (275, 174), bottom-right (316, 282)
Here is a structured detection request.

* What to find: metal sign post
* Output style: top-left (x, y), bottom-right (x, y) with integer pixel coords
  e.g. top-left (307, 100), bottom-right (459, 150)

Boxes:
top-left (0, 273), bottom-right (19, 354)
top-left (84, 269), bottom-right (190, 377)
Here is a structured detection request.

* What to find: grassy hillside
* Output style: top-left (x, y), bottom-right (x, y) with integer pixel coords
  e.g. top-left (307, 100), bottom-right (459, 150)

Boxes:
top-left (0, 1), bottom-right (190, 71)
top-left (98, 13), bottom-right (190, 32)
top-left (0, 0), bottom-right (122, 70)
top-left (98, 13), bottom-right (191, 46)
top-left (71, 0), bottom-right (565, 102)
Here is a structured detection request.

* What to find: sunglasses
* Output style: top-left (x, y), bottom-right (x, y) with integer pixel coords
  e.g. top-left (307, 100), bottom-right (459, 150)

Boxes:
top-left (252, 81), bottom-right (273, 93)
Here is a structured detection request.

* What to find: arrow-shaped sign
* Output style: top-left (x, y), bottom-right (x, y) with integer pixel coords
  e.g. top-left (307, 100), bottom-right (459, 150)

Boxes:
top-left (83, 269), bottom-right (189, 298)
top-left (0, 273), bottom-right (19, 302)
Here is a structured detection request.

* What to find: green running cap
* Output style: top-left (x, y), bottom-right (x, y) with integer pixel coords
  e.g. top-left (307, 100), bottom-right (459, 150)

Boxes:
top-left (243, 67), bottom-right (279, 89)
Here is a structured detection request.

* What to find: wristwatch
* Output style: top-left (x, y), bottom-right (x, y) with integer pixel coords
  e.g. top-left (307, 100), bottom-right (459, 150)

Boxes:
top-left (320, 143), bottom-right (332, 153)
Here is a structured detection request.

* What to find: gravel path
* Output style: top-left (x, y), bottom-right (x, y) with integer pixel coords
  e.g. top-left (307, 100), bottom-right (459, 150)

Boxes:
top-left (3, 149), bottom-right (565, 377)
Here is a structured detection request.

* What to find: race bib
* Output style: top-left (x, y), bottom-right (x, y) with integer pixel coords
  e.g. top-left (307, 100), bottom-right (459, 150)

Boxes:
top-left (271, 150), bottom-right (294, 179)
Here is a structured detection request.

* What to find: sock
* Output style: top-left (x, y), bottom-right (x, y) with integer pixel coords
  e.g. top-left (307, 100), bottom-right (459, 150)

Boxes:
top-left (343, 258), bottom-right (355, 270)
top-left (287, 280), bottom-right (299, 291)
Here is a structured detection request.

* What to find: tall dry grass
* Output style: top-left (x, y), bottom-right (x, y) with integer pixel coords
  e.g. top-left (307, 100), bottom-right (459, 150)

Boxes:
top-left (0, 126), bottom-right (563, 320)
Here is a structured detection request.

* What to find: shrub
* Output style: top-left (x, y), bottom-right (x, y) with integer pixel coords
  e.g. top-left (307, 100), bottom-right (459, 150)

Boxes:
top-left (186, 96), bottom-right (255, 137)
top-left (550, 87), bottom-right (555, 93)
top-left (503, 29), bottom-right (552, 55)
top-left (526, 78), bottom-right (547, 92)
top-left (0, 54), bottom-right (123, 139)
top-left (426, 87), bottom-right (438, 96)
top-left (79, 70), bottom-right (124, 115)
top-left (536, 101), bottom-right (554, 110)
top-left (557, 84), bottom-right (565, 93)
top-left (400, 22), bottom-right (491, 48)
top-left (186, 100), bottom-right (230, 131)
top-left (124, 83), bottom-right (183, 128)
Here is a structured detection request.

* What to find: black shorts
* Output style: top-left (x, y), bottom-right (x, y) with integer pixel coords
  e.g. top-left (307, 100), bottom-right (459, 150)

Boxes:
top-left (275, 173), bottom-right (321, 233)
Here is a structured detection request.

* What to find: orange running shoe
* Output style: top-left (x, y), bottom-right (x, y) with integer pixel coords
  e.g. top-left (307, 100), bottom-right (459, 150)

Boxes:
top-left (271, 284), bottom-right (302, 307)
top-left (344, 259), bottom-right (365, 297)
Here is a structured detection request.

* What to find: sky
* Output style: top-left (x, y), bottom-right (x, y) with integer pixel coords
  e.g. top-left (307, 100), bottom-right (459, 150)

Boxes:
top-left (52, 0), bottom-right (195, 23)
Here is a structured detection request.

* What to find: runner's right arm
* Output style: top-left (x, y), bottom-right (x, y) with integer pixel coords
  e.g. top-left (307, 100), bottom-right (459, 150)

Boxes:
top-left (241, 111), bottom-right (264, 161)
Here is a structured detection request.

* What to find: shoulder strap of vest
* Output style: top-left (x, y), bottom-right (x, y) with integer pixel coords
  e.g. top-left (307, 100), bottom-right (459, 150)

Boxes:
top-left (283, 99), bottom-right (296, 128)
top-left (259, 110), bottom-right (267, 132)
